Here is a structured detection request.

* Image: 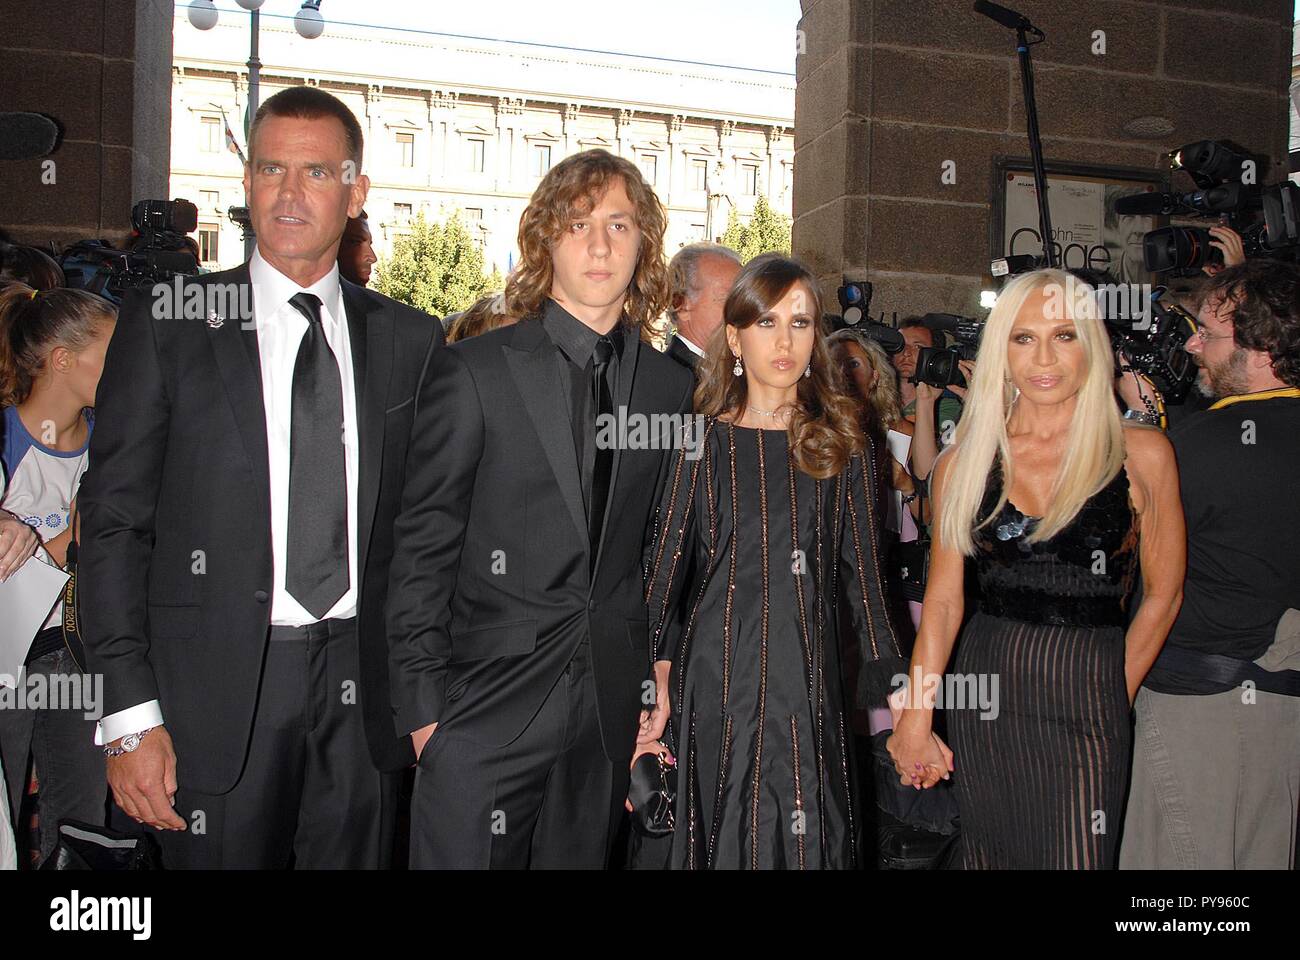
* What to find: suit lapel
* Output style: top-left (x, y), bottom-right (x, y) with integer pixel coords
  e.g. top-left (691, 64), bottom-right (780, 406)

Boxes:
top-left (342, 279), bottom-right (389, 581)
top-left (207, 264), bottom-right (271, 528)
top-left (504, 319), bottom-right (589, 551)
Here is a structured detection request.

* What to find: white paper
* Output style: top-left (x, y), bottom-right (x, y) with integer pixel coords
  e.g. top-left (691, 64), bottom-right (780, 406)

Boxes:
top-left (886, 429), bottom-right (911, 469)
top-left (0, 555), bottom-right (70, 688)
top-left (884, 429), bottom-right (913, 533)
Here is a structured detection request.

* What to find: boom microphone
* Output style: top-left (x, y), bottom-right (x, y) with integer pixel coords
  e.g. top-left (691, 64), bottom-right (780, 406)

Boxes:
top-left (0, 113), bottom-right (60, 161)
top-left (974, 0), bottom-right (1032, 31)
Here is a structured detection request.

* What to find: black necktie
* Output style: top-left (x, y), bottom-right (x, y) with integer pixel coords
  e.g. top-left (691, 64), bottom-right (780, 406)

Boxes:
top-left (587, 336), bottom-right (615, 564)
top-left (285, 292), bottom-right (348, 619)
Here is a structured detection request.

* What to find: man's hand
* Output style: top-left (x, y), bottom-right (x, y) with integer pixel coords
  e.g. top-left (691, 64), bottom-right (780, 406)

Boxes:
top-left (107, 726), bottom-right (186, 831)
top-left (638, 659), bottom-right (671, 745)
top-left (1205, 225), bottom-right (1246, 273)
top-left (0, 514), bottom-right (38, 582)
top-left (410, 721), bottom-right (438, 763)
top-left (946, 360), bottom-right (976, 401)
top-left (914, 380), bottom-right (942, 406)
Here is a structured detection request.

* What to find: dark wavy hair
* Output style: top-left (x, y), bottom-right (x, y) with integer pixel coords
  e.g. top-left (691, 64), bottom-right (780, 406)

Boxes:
top-left (0, 243), bottom-right (64, 291)
top-left (1204, 259), bottom-right (1300, 388)
top-left (695, 254), bottom-right (862, 479)
top-left (249, 85), bottom-right (364, 167)
top-left (504, 149), bottom-right (669, 336)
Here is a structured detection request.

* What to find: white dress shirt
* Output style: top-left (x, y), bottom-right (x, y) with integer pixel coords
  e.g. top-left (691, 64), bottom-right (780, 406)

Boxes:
top-left (675, 333), bottom-right (706, 358)
top-left (97, 249), bottom-right (360, 745)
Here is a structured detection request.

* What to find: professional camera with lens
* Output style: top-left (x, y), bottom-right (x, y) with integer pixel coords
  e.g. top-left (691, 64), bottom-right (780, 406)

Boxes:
top-left (1101, 286), bottom-right (1199, 404)
top-left (1111, 139), bottom-right (1300, 275)
top-left (59, 198), bottom-right (201, 303)
top-left (913, 313), bottom-right (985, 390)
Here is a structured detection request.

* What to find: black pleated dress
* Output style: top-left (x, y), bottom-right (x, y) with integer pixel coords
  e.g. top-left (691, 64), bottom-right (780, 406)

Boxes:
top-left (948, 460), bottom-right (1139, 869)
top-left (645, 420), bottom-right (905, 869)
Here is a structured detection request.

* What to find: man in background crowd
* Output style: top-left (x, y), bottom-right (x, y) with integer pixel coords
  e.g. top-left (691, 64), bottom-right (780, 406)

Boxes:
top-left (338, 211), bottom-right (377, 286)
top-left (664, 242), bottom-right (739, 373)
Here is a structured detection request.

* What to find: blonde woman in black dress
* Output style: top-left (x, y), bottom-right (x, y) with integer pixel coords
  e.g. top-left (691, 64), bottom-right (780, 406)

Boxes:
top-left (644, 255), bottom-right (905, 869)
top-left (886, 269), bottom-right (1184, 868)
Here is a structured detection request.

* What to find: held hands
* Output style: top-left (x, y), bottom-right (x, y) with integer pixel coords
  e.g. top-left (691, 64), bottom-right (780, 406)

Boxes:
top-left (0, 513), bottom-right (39, 582)
top-left (107, 725), bottom-right (187, 831)
top-left (885, 696), bottom-right (954, 790)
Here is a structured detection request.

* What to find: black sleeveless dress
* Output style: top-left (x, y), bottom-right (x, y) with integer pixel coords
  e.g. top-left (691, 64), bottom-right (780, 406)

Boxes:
top-left (948, 461), bottom-right (1139, 869)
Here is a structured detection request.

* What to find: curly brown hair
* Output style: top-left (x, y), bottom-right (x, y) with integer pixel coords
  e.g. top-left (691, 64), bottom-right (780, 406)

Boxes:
top-left (695, 254), bottom-right (863, 479)
top-left (504, 149), bottom-right (669, 336)
top-left (1203, 259), bottom-right (1300, 388)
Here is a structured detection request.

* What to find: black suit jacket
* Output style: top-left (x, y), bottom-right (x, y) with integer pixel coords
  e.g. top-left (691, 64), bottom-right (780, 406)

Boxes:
top-left (388, 315), bottom-right (694, 763)
top-left (78, 263), bottom-right (443, 795)
top-left (665, 334), bottom-right (700, 375)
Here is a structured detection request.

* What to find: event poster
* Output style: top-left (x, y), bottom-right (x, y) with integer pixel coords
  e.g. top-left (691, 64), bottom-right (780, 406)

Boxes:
top-left (1002, 171), bottom-right (1159, 286)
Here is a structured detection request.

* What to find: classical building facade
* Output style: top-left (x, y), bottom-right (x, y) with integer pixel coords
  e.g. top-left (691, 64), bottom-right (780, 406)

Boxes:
top-left (170, 14), bottom-right (795, 274)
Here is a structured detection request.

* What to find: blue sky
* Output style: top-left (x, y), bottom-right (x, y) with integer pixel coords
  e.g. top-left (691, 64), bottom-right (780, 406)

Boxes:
top-left (196, 1), bottom-right (803, 73)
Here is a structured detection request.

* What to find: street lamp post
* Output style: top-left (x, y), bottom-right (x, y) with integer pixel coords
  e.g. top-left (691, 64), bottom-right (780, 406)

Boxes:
top-left (187, 1), bottom-right (327, 258)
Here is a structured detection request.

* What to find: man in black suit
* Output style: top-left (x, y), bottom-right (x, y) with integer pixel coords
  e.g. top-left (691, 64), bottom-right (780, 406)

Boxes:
top-left (78, 87), bottom-right (442, 868)
top-left (389, 149), bottom-right (693, 868)
top-left (664, 241), bottom-right (740, 373)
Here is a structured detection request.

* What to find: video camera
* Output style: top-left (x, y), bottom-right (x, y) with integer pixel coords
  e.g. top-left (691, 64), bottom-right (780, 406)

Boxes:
top-left (1112, 140), bottom-right (1300, 274)
top-left (913, 314), bottom-right (985, 390)
top-left (59, 198), bottom-right (201, 304)
top-left (1097, 282), bottom-right (1199, 404)
top-left (826, 278), bottom-right (907, 355)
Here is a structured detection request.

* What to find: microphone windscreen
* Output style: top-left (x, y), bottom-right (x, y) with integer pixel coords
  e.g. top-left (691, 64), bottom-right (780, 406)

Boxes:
top-left (0, 113), bottom-right (59, 161)
top-left (1114, 193), bottom-right (1173, 216)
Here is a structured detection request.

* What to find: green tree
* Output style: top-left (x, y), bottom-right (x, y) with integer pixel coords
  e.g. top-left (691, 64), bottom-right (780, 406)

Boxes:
top-left (718, 195), bottom-right (792, 263)
top-left (372, 209), bottom-right (503, 317)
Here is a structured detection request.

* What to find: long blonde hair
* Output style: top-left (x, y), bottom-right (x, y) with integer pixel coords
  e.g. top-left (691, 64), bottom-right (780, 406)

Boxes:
top-left (937, 269), bottom-right (1125, 555)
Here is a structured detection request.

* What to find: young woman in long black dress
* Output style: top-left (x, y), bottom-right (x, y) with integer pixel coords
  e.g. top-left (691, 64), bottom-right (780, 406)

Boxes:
top-left (643, 255), bottom-right (905, 869)
top-left (886, 269), bottom-right (1185, 868)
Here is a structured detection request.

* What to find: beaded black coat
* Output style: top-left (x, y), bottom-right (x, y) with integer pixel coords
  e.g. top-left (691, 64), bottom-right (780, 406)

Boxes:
top-left (644, 418), bottom-right (905, 869)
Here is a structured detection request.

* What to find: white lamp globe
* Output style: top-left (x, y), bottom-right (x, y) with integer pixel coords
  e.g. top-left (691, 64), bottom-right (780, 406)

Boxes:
top-left (294, 3), bottom-right (325, 39)
top-left (235, 0), bottom-right (268, 10)
top-left (187, 0), bottom-right (219, 30)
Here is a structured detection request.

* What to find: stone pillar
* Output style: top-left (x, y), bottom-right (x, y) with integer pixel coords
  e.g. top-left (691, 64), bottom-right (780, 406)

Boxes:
top-left (0, 0), bottom-right (174, 249)
top-left (793, 0), bottom-right (1295, 321)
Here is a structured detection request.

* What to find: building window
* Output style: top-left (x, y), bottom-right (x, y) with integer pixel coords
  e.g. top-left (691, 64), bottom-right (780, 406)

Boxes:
top-left (466, 137), bottom-right (485, 173)
top-left (690, 158), bottom-right (708, 191)
top-left (690, 222), bottom-right (706, 242)
top-left (200, 190), bottom-right (220, 212)
top-left (394, 202), bottom-right (412, 220)
top-left (396, 132), bottom-right (415, 168)
top-left (741, 163), bottom-right (759, 196)
top-left (200, 117), bottom-right (222, 153)
top-left (640, 153), bottom-right (658, 187)
top-left (533, 144), bottom-right (552, 177)
top-left (464, 207), bottom-right (483, 222)
top-left (198, 224), bottom-right (219, 264)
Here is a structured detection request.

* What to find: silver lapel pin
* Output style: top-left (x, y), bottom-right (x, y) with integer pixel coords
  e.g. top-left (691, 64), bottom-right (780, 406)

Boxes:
top-left (206, 311), bottom-right (225, 330)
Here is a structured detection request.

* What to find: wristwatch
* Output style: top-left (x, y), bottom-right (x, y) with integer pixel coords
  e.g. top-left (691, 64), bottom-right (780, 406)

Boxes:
top-left (103, 727), bottom-right (155, 758)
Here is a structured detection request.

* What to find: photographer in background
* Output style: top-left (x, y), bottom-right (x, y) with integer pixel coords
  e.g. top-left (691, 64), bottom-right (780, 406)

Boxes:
top-left (892, 318), bottom-right (969, 482)
top-left (1118, 259), bottom-right (1300, 869)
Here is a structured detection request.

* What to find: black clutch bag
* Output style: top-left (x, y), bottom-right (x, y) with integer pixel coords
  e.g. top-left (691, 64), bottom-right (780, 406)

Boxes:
top-left (627, 745), bottom-right (677, 838)
top-left (39, 820), bottom-right (163, 871)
